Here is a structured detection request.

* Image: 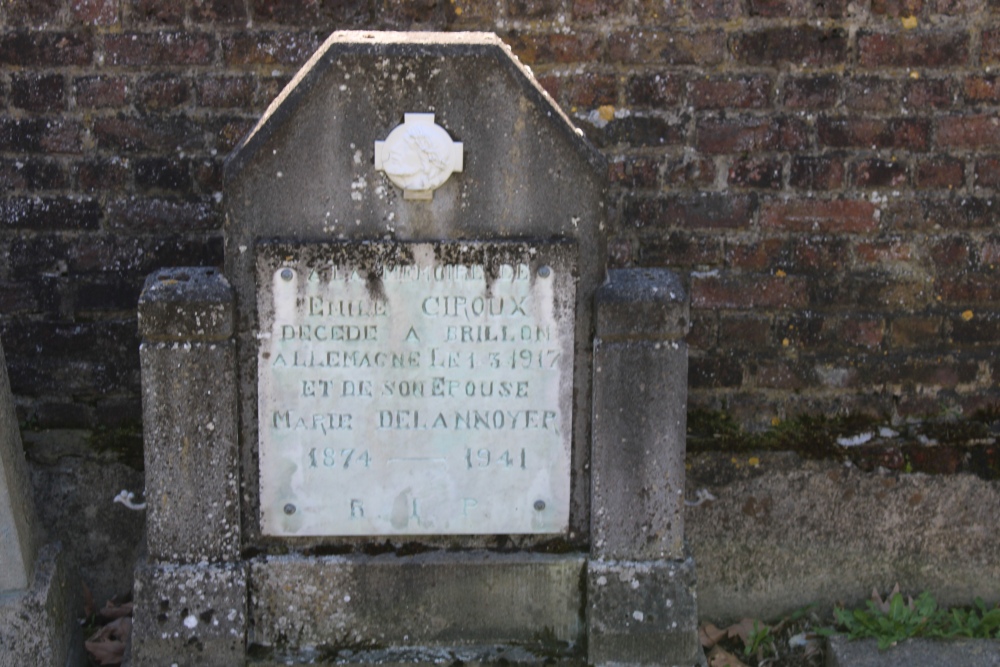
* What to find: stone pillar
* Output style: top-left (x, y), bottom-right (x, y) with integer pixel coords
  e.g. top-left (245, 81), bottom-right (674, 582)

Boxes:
top-left (588, 268), bottom-right (703, 667)
top-left (0, 342), bottom-right (78, 666)
top-left (131, 267), bottom-right (247, 667)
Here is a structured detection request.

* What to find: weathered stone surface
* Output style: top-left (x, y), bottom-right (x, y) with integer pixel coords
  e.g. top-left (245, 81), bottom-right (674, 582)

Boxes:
top-left (587, 557), bottom-right (703, 666)
top-left (592, 270), bottom-right (689, 561)
top-left (249, 552), bottom-right (585, 654)
top-left (0, 542), bottom-right (80, 667)
top-left (0, 341), bottom-right (37, 593)
top-left (141, 339), bottom-right (240, 563)
top-left (826, 636), bottom-right (1000, 667)
top-left (131, 560), bottom-right (248, 667)
top-left (687, 452), bottom-right (1000, 621)
top-left (225, 31), bottom-right (606, 544)
top-left (138, 267), bottom-right (233, 341)
top-left (595, 268), bottom-right (690, 341)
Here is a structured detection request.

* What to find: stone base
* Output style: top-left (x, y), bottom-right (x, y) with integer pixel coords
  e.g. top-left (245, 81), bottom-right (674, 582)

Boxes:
top-left (0, 541), bottom-right (81, 667)
top-left (587, 556), bottom-right (705, 667)
top-left (248, 552), bottom-right (585, 659)
top-left (129, 560), bottom-right (247, 667)
top-left (249, 644), bottom-right (587, 666)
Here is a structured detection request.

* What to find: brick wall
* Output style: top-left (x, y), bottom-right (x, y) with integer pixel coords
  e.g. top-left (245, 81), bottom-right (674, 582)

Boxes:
top-left (1, 0), bottom-right (998, 440)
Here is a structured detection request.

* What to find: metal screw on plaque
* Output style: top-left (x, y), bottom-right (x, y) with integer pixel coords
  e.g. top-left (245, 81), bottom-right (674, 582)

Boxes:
top-left (537, 266), bottom-right (551, 278)
top-left (534, 500), bottom-right (546, 511)
top-left (283, 503), bottom-right (296, 515)
top-left (280, 268), bottom-right (294, 281)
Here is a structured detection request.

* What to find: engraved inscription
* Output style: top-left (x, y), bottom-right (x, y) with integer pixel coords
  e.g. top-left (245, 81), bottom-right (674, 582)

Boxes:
top-left (257, 242), bottom-right (575, 536)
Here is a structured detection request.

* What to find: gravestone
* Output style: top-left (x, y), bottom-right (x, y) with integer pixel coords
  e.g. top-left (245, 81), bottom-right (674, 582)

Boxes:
top-left (131, 31), bottom-right (702, 667)
top-left (0, 341), bottom-right (78, 667)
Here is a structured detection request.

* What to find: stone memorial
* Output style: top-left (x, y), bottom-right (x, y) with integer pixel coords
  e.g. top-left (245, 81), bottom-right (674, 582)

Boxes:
top-left (130, 31), bottom-right (702, 667)
top-left (0, 341), bottom-right (78, 667)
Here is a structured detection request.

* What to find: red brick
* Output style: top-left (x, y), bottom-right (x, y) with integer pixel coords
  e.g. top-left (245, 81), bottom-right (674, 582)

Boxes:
top-left (731, 27), bottom-right (848, 67)
top-left (781, 75), bottom-right (839, 109)
top-left (929, 236), bottom-right (971, 266)
top-left (135, 157), bottom-right (191, 192)
top-left (727, 236), bottom-right (849, 273)
top-left (689, 75), bottom-right (771, 110)
top-left (926, 0), bottom-right (980, 14)
top-left (224, 31), bottom-right (320, 67)
top-left (552, 72), bottom-right (616, 109)
top-left (755, 362), bottom-right (814, 390)
top-left (0, 32), bottom-right (93, 67)
top-left (662, 155), bottom-right (716, 187)
top-left (0, 118), bottom-right (83, 154)
top-left (718, 316), bottom-right (771, 349)
top-left (857, 30), bottom-right (969, 68)
top-left (196, 76), bottom-right (255, 109)
top-left (686, 312), bottom-right (718, 351)
top-left (609, 29), bottom-right (726, 65)
top-left (980, 235), bottom-right (1000, 264)
top-left (5, 0), bottom-right (63, 26)
top-left (903, 78), bottom-right (954, 109)
top-left (625, 73), bottom-right (684, 108)
top-left (637, 0), bottom-right (686, 20)
top-left (871, 0), bottom-right (922, 15)
top-left (818, 117), bottom-right (930, 151)
top-left (749, 0), bottom-right (846, 17)
top-left (697, 116), bottom-right (809, 154)
top-left (192, 0), bottom-right (247, 23)
top-left (936, 115), bottom-right (1000, 149)
top-left (572, 0), bottom-right (628, 19)
top-left (136, 74), bottom-right (190, 110)
top-left (833, 317), bottom-right (887, 349)
top-left (508, 0), bottom-right (558, 18)
top-left (204, 116), bottom-right (256, 152)
top-left (70, 0), bottom-right (120, 25)
top-left (889, 316), bottom-right (942, 348)
top-left (193, 158), bottom-right (223, 193)
top-left (11, 74), bottom-right (66, 113)
top-left (692, 273), bottom-right (809, 309)
top-left (92, 114), bottom-right (203, 153)
top-left (382, 0), bottom-right (445, 27)
top-left (691, 0), bottom-right (742, 20)
top-left (975, 157), bottom-right (1000, 187)
top-left (638, 232), bottom-right (724, 267)
top-left (0, 197), bottom-right (101, 231)
top-left (105, 32), bottom-right (215, 67)
top-left (760, 199), bottom-right (879, 233)
top-left (962, 75), bottom-right (1000, 104)
top-left (624, 193), bottom-right (755, 230)
top-left (252, 0), bottom-right (322, 22)
top-left (107, 196), bottom-right (217, 233)
top-left (608, 156), bottom-right (659, 188)
top-left (446, 0), bottom-right (502, 25)
top-left (854, 238), bottom-right (913, 264)
top-left (582, 114), bottom-right (686, 149)
top-left (504, 32), bottom-right (603, 65)
top-left (790, 155), bottom-right (845, 190)
top-left (0, 158), bottom-right (68, 192)
top-left (904, 445), bottom-right (963, 474)
top-left (937, 273), bottom-right (1000, 303)
top-left (729, 156), bottom-right (783, 189)
top-left (915, 156), bottom-right (964, 188)
top-left (689, 355), bottom-right (744, 389)
top-left (814, 273), bottom-right (932, 309)
top-left (951, 312), bottom-right (1000, 346)
top-left (74, 76), bottom-right (128, 108)
top-left (75, 158), bottom-right (131, 193)
top-left (843, 77), bottom-right (898, 112)
top-left (131, 0), bottom-right (184, 23)
top-left (984, 29), bottom-right (1000, 64)
top-left (923, 197), bottom-right (998, 230)
top-left (851, 158), bottom-right (908, 189)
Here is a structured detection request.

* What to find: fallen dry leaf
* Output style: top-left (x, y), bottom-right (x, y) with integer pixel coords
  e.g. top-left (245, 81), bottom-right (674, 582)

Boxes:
top-left (699, 622), bottom-right (727, 648)
top-left (98, 600), bottom-right (134, 622)
top-left (726, 617), bottom-right (760, 645)
top-left (707, 645), bottom-right (750, 667)
top-left (82, 583), bottom-right (95, 618)
top-left (85, 616), bottom-right (131, 666)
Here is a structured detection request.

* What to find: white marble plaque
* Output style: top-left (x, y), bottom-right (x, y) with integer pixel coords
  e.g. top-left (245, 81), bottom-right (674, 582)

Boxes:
top-left (257, 242), bottom-right (576, 536)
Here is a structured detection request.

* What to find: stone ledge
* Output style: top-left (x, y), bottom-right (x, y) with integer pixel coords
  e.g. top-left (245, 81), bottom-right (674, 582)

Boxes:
top-left (826, 636), bottom-right (1000, 666)
top-left (138, 267), bottom-right (233, 341)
